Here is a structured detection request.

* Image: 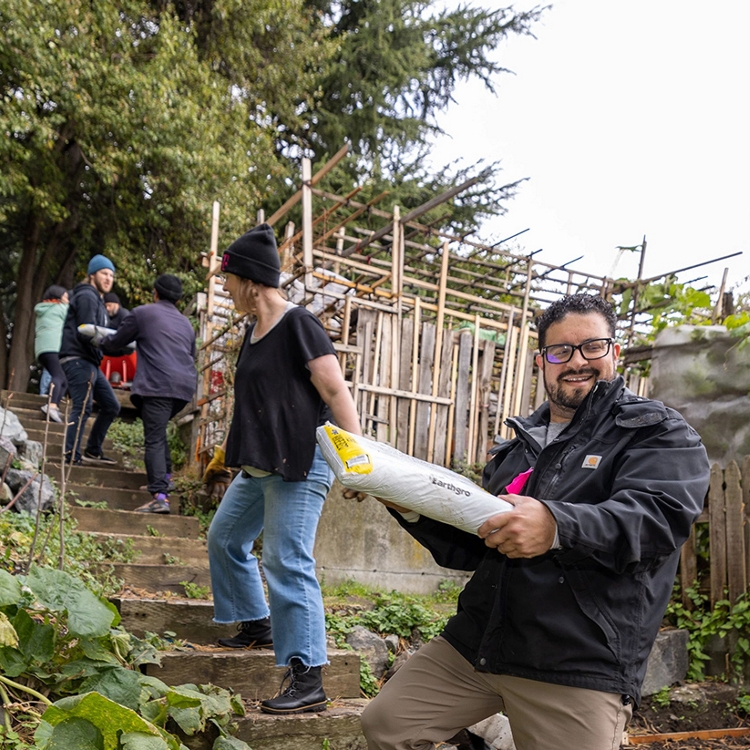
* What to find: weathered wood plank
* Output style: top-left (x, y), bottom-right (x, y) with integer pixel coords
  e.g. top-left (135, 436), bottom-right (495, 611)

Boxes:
top-left (413, 323), bottom-right (436, 460)
top-left (143, 650), bottom-right (361, 701)
top-left (475, 340), bottom-right (495, 464)
top-left (69, 506), bottom-right (201, 538)
top-left (744, 455), bottom-right (750, 601)
top-left (88, 532), bottom-right (208, 566)
top-left (95, 563), bottom-right (210, 595)
top-left (452, 331), bottom-right (473, 465)
top-left (433, 330), bottom-right (455, 467)
top-left (114, 597), bottom-right (229, 643)
top-left (396, 317), bottom-right (414, 453)
top-left (708, 463), bottom-right (727, 606)
top-left (724, 461), bottom-right (746, 602)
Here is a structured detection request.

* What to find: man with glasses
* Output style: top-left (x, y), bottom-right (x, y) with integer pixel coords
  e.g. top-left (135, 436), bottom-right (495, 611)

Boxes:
top-left (362, 293), bottom-right (710, 750)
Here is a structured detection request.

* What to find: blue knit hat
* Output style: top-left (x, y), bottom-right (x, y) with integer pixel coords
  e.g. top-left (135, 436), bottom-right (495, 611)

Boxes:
top-left (87, 254), bottom-right (116, 275)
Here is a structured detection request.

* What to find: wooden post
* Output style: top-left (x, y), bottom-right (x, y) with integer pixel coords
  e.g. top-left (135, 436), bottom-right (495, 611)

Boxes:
top-left (725, 461), bottom-right (746, 603)
top-left (428, 241), bottom-right (451, 463)
top-left (493, 310), bottom-right (514, 439)
top-left (207, 201), bottom-right (221, 317)
top-left (512, 258), bottom-right (533, 417)
top-left (744, 456), bottom-right (750, 601)
top-left (708, 463), bottom-right (727, 607)
top-left (407, 298), bottom-right (421, 456)
top-left (301, 157), bottom-right (314, 293)
top-left (467, 315), bottom-right (481, 465)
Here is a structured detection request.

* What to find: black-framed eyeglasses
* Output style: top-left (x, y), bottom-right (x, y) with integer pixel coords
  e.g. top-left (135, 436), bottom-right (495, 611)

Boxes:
top-left (540, 338), bottom-right (615, 364)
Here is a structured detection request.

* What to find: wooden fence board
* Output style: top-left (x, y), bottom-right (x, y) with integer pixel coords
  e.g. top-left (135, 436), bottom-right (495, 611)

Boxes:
top-left (433, 329), bottom-right (454, 467)
top-left (744, 455), bottom-right (750, 601)
top-left (708, 463), bottom-right (727, 606)
top-left (376, 313), bottom-right (392, 443)
top-left (414, 323), bottom-right (436, 460)
top-left (725, 461), bottom-right (746, 602)
top-left (452, 331), bottom-right (473, 465)
top-left (476, 341), bottom-right (496, 464)
top-left (396, 317), bottom-right (415, 453)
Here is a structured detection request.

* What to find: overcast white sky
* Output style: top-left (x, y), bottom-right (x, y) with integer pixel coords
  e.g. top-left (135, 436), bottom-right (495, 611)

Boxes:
top-left (429, 0), bottom-right (750, 297)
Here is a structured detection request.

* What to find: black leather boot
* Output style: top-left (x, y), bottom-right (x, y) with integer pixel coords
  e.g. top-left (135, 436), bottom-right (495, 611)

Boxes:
top-left (217, 617), bottom-right (273, 649)
top-left (260, 657), bottom-right (327, 714)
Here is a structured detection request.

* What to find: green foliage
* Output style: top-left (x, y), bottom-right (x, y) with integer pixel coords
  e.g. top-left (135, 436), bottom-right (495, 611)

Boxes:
top-left (181, 581), bottom-right (211, 600)
top-left (652, 686), bottom-right (671, 708)
top-left (359, 659), bottom-right (380, 699)
top-left (737, 691), bottom-right (750, 715)
top-left (616, 277), bottom-right (713, 343)
top-left (0, 509), bottom-right (134, 596)
top-left (107, 419), bottom-right (188, 471)
top-left (0, 566), bottom-right (248, 749)
top-left (665, 585), bottom-right (750, 681)
top-left (324, 585), bottom-right (453, 643)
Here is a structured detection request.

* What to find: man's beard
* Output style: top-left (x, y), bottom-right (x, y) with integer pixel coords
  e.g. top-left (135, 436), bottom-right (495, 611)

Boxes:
top-left (544, 366), bottom-right (601, 413)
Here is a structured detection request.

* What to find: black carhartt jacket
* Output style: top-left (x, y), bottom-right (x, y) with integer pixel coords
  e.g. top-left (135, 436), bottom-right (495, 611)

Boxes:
top-left (393, 376), bottom-right (709, 704)
top-left (60, 282), bottom-right (110, 365)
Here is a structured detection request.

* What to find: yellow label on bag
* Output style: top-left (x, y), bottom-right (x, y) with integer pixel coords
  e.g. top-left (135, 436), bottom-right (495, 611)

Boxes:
top-left (322, 424), bottom-right (373, 475)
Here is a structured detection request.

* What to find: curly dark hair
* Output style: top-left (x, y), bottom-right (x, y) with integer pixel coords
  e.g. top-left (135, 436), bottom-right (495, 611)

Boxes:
top-left (536, 294), bottom-right (617, 349)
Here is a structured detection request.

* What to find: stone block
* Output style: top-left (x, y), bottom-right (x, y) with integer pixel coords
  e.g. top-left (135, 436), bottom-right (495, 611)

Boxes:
top-left (641, 628), bottom-right (689, 697)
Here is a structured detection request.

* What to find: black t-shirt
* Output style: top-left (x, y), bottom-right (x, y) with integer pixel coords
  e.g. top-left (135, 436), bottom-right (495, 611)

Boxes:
top-left (225, 306), bottom-right (336, 481)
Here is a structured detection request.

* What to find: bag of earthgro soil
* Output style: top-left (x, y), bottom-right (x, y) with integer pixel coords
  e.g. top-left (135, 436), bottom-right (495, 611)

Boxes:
top-left (316, 423), bottom-right (512, 535)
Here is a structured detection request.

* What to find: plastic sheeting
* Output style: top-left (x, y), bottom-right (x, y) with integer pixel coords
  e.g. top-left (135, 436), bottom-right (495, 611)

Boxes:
top-left (317, 424), bottom-right (512, 535)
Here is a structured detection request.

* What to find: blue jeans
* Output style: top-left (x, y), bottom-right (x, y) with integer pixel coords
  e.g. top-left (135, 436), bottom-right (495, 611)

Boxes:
top-left (62, 358), bottom-right (121, 461)
top-left (207, 447), bottom-right (333, 667)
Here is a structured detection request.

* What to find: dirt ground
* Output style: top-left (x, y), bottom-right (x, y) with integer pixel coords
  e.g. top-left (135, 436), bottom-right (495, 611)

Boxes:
top-left (622, 682), bottom-right (750, 749)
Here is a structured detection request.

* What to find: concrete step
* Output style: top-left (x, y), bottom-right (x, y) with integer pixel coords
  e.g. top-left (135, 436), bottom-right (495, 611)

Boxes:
top-left (143, 649), bottom-right (361, 702)
top-left (94, 562), bottom-right (210, 595)
top-left (89, 532), bottom-right (208, 565)
top-left (51, 462), bottom-right (148, 490)
top-left (70, 506), bottom-right (201, 538)
top-left (68, 484), bottom-right (152, 511)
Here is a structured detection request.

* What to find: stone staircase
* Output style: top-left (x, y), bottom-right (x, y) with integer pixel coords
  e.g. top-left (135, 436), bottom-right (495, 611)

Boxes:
top-left (4, 389), bottom-right (367, 750)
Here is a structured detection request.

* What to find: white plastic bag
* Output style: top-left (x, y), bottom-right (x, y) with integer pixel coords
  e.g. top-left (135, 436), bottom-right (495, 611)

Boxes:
top-left (317, 424), bottom-right (512, 535)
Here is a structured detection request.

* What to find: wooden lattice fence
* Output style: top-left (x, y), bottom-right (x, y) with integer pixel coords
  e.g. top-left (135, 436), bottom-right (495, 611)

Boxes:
top-left (680, 456), bottom-right (750, 607)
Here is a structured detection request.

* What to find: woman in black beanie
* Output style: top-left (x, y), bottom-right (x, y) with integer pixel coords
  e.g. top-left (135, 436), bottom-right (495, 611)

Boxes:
top-left (206, 223), bottom-right (361, 714)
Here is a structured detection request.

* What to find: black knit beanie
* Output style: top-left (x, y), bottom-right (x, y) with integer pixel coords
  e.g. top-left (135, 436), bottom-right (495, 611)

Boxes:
top-left (221, 223), bottom-right (280, 288)
top-left (154, 273), bottom-right (183, 302)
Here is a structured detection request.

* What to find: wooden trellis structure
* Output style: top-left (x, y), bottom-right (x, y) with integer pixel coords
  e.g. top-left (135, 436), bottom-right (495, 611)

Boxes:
top-left (191, 146), bottom-right (740, 473)
top-left (192, 147), bottom-right (617, 469)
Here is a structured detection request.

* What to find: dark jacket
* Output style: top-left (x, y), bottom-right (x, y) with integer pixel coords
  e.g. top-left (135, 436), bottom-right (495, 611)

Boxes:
top-left (100, 300), bottom-right (197, 402)
top-left (59, 282), bottom-right (110, 365)
top-left (393, 376), bottom-right (709, 705)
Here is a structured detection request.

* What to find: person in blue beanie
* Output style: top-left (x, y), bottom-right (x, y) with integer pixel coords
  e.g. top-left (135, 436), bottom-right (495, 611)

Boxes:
top-left (59, 254), bottom-right (121, 465)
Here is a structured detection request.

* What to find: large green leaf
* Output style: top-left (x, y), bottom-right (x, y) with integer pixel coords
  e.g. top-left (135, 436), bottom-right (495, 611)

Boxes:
top-left (0, 644), bottom-right (28, 677)
top-left (0, 569), bottom-right (22, 606)
top-left (120, 732), bottom-right (171, 750)
top-left (80, 666), bottom-right (143, 711)
top-left (25, 565), bottom-right (115, 637)
top-left (46, 716), bottom-right (104, 750)
top-left (41, 692), bottom-right (180, 750)
top-left (13, 607), bottom-right (55, 663)
top-left (213, 737), bottom-right (252, 750)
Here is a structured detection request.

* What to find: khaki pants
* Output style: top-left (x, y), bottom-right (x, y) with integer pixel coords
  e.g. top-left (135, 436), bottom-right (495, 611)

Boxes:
top-left (360, 636), bottom-right (632, 750)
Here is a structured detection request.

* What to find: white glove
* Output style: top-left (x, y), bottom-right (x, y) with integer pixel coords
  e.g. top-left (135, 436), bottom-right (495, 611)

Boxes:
top-left (78, 323), bottom-right (117, 347)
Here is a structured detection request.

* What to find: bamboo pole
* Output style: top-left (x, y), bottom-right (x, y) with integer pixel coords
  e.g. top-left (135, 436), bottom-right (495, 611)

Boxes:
top-left (493, 310), bottom-right (515, 438)
top-left (467, 315), bottom-right (481, 465)
top-left (367, 312), bottom-right (384, 435)
top-left (446, 337), bottom-right (459, 465)
top-left (428, 241), bottom-right (451, 463)
top-left (512, 258), bottom-right (534, 417)
top-left (301, 158), bottom-right (314, 293)
top-left (267, 144), bottom-right (350, 226)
